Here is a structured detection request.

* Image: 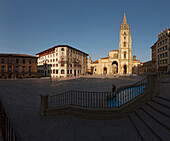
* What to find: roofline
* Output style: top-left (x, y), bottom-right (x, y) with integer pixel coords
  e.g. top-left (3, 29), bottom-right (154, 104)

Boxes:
top-left (91, 60), bottom-right (98, 64)
top-left (109, 50), bottom-right (118, 52)
top-left (101, 57), bottom-right (109, 59)
top-left (150, 42), bottom-right (157, 48)
top-left (36, 45), bottom-right (89, 56)
top-left (0, 53), bottom-right (38, 58)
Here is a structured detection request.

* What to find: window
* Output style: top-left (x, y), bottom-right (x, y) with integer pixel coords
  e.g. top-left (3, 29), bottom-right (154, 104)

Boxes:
top-left (53, 69), bottom-right (55, 74)
top-left (1, 66), bottom-right (4, 72)
top-left (61, 63), bottom-right (64, 67)
top-left (70, 70), bottom-right (72, 74)
top-left (23, 59), bottom-right (25, 64)
top-left (124, 32), bottom-right (126, 35)
top-left (124, 52), bottom-right (127, 59)
top-left (29, 66), bottom-right (31, 73)
top-left (8, 66), bottom-right (12, 72)
top-left (53, 59), bottom-right (55, 62)
top-left (56, 70), bottom-right (58, 74)
top-left (61, 48), bottom-right (64, 51)
top-left (29, 59), bottom-right (31, 64)
top-left (61, 69), bottom-right (65, 74)
top-left (16, 66), bottom-right (19, 72)
top-left (1, 58), bottom-right (4, 64)
top-left (124, 37), bottom-right (126, 40)
top-left (16, 59), bottom-right (19, 63)
top-left (67, 70), bottom-right (69, 74)
top-left (56, 64), bottom-right (58, 67)
top-left (124, 42), bottom-right (126, 47)
top-left (53, 64), bottom-right (55, 67)
top-left (56, 58), bottom-right (58, 62)
top-left (22, 66), bottom-right (25, 72)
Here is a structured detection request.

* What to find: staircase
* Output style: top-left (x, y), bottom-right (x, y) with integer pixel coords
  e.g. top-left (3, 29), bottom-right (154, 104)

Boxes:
top-left (128, 95), bottom-right (170, 141)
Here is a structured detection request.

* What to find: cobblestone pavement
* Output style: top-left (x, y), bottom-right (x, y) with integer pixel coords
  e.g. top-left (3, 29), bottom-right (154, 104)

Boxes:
top-left (0, 76), bottom-right (147, 141)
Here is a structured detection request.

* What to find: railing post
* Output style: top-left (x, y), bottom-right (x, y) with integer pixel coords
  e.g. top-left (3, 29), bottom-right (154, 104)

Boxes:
top-left (151, 73), bottom-right (158, 97)
top-left (39, 94), bottom-right (49, 116)
top-left (147, 73), bottom-right (158, 98)
top-left (147, 74), bottom-right (152, 92)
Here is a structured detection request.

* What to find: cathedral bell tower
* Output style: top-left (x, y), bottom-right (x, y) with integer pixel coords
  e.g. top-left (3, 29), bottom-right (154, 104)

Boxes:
top-left (118, 12), bottom-right (132, 74)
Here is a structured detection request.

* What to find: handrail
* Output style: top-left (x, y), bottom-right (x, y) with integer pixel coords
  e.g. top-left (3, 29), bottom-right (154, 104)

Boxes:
top-left (0, 101), bottom-right (20, 141)
top-left (47, 78), bottom-right (147, 109)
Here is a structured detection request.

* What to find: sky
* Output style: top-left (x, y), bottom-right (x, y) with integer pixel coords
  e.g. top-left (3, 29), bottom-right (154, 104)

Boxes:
top-left (0, 0), bottom-right (170, 62)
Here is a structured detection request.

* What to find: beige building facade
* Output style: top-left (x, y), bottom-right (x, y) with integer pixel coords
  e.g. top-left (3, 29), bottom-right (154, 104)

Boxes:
top-left (88, 12), bottom-right (140, 75)
top-left (36, 45), bottom-right (88, 77)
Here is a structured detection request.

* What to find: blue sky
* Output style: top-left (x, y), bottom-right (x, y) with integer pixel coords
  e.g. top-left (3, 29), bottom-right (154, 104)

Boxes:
top-left (0, 0), bottom-right (170, 62)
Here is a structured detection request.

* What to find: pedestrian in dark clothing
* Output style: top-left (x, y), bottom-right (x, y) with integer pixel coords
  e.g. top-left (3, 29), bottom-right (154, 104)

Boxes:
top-left (112, 84), bottom-right (116, 97)
top-left (112, 84), bottom-right (116, 93)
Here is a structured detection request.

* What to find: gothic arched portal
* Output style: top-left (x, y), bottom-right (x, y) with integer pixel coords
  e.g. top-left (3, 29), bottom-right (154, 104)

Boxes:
top-left (112, 61), bottom-right (118, 74)
top-left (103, 67), bottom-right (107, 75)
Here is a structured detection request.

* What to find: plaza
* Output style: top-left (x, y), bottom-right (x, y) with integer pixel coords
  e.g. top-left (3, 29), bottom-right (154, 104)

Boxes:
top-left (0, 76), bottom-right (170, 141)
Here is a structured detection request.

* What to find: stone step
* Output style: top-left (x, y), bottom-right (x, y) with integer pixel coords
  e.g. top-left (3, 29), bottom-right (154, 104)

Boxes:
top-left (136, 109), bottom-right (170, 141)
top-left (157, 95), bottom-right (170, 102)
top-left (147, 101), bottom-right (170, 117)
top-left (129, 113), bottom-right (159, 141)
top-left (141, 104), bottom-right (170, 130)
top-left (122, 117), bottom-right (143, 141)
top-left (152, 97), bottom-right (170, 108)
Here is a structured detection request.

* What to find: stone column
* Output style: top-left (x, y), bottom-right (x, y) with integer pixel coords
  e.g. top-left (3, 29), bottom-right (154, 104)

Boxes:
top-left (39, 94), bottom-right (49, 116)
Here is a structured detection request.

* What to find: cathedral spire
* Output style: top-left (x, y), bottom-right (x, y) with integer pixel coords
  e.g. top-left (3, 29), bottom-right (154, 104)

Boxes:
top-left (123, 11), bottom-right (127, 24)
top-left (120, 11), bottom-right (129, 30)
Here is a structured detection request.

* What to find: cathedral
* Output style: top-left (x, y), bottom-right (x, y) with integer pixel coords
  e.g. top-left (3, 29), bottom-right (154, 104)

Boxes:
top-left (88, 12), bottom-right (141, 75)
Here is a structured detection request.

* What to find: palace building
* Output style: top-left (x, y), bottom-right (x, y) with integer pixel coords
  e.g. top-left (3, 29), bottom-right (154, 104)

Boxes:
top-left (88, 12), bottom-right (140, 75)
top-left (0, 54), bottom-right (38, 79)
top-left (36, 45), bottom-right (88, 77)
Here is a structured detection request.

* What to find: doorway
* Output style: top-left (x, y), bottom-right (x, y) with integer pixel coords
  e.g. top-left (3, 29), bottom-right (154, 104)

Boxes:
top-left (123, 65), bottom-right (127, 74)
top-left (103, 67), bottom-right (107, 74)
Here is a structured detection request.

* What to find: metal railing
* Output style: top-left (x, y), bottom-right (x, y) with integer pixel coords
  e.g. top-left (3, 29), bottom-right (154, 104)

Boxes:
top-left (0, 102), bottom-right (18, 141)
top-left (48, 78), bottom-right (147, 109)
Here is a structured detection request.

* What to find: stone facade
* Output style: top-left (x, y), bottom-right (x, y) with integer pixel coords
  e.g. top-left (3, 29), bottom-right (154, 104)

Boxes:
top-left (88, 12), bottom-right (140, 75)
top-left (36, 45), bottom-right (88, 77)
top-left (0, 54), bottom-right (38, 79)
top-left (156, 28), bottom-right (170, 72)
top-left (137, 43), bottom-right (157, 74)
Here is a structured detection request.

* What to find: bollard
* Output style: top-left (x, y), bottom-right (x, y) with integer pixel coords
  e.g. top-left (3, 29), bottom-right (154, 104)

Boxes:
top-left (39, 94), bottom-right (49, 116)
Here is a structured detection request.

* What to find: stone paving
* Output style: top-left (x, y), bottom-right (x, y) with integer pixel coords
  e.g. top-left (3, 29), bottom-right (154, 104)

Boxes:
top-left (0, 76), bottom-right (168, 141)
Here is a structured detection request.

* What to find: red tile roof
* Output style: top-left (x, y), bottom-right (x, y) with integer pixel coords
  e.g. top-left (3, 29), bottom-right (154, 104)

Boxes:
top-left (101, 57), bottom-right (109, 59)
top-left (133, 59), bottom-right (140, 61)
top-left (110, 50), bottom-right (118, 52)
top-left (36, 45), bottom-right (88, 56)
top-left (0, 53), bottom-right (38, 58)
top-left (91, 60), bottom-right (98, 64)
